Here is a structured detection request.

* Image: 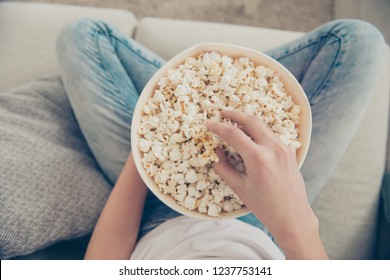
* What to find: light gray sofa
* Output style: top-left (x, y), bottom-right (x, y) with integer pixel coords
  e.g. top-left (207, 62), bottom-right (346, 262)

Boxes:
top-left (1, 2), bottom-right (389, 260)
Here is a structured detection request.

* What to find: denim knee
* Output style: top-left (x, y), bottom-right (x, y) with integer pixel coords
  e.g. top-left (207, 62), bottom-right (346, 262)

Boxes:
top-left (329, 19), bottom-right (385, 57)
top-left (320, 19), bottom-right (386, 84)
top-left (56, 18), bottom-right (111, 62)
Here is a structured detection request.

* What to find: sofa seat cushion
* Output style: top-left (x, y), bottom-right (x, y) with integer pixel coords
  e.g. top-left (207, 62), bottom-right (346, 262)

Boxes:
top-left (0, 2), bottom-right (138, 92)
top-left (0, 77), bottom-right (111, 259)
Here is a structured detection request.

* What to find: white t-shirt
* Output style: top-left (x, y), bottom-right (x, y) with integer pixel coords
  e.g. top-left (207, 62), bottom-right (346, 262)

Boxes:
top-left (130, 216), bottom-right (285, 260)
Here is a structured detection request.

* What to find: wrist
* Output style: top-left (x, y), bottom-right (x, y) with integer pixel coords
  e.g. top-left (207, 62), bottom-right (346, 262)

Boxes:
top-left (272, 212), bottom-right (328, 259)
top-left (126, 153), bottom-right (145, 184)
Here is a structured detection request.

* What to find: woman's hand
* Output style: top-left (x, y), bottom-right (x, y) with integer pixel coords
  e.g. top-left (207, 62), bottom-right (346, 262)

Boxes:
top-left (207, 110), bottom-right (328, 259)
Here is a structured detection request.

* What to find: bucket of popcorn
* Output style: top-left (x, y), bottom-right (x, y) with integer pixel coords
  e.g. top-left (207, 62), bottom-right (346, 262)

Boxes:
top-left (131, 43), bottom-right (311, 219)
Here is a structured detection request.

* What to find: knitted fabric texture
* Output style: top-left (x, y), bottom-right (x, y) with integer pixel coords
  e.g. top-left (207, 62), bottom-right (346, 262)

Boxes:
top-left (0, 77), bottom-right (111, 259)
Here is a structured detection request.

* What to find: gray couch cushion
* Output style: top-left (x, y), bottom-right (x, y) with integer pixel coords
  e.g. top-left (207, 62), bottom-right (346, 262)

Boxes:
top-left (0, 77), bottom-right (111, 259)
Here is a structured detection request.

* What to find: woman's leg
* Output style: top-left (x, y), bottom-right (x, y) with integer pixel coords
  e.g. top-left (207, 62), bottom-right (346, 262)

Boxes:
top-left (57, 19), bottom-right (163, 184)
top-left (56, 19), bottom-right (180, 238)
top-left (239, 19), bottom-right (385, 234)
top-left (266, 19), bottom-right (385, 203)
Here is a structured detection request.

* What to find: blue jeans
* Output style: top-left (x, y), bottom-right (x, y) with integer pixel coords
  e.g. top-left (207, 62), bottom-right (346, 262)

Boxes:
top-left (57, 18), bottom-right (385, 239)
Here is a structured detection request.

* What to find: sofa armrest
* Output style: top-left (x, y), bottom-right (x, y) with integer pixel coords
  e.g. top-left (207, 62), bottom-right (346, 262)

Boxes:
top-left (135, 17), bottom-right (303, 60)
top-left (0, 2), bottom-right (138, 91)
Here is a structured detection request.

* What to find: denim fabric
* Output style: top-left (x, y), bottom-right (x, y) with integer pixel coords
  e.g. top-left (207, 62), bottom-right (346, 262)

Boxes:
top-left (57, 18), bottom-right (385, 240)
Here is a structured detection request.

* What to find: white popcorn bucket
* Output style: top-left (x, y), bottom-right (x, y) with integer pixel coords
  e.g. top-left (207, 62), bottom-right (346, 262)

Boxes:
top-left (131, 43), bottom-right (312, 220)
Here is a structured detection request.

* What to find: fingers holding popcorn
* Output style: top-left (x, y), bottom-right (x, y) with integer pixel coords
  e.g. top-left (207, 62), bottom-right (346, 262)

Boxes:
top-left (212, 147), bottom-right (244, 189)
top-left (220, 110), bottom-right (277, 146)
top-left (206, 120), bottom-right (256, 159)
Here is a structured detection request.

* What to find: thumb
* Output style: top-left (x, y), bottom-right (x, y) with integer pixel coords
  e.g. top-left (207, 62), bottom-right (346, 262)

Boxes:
top-left (213, 147), bottom-right (243, 189)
